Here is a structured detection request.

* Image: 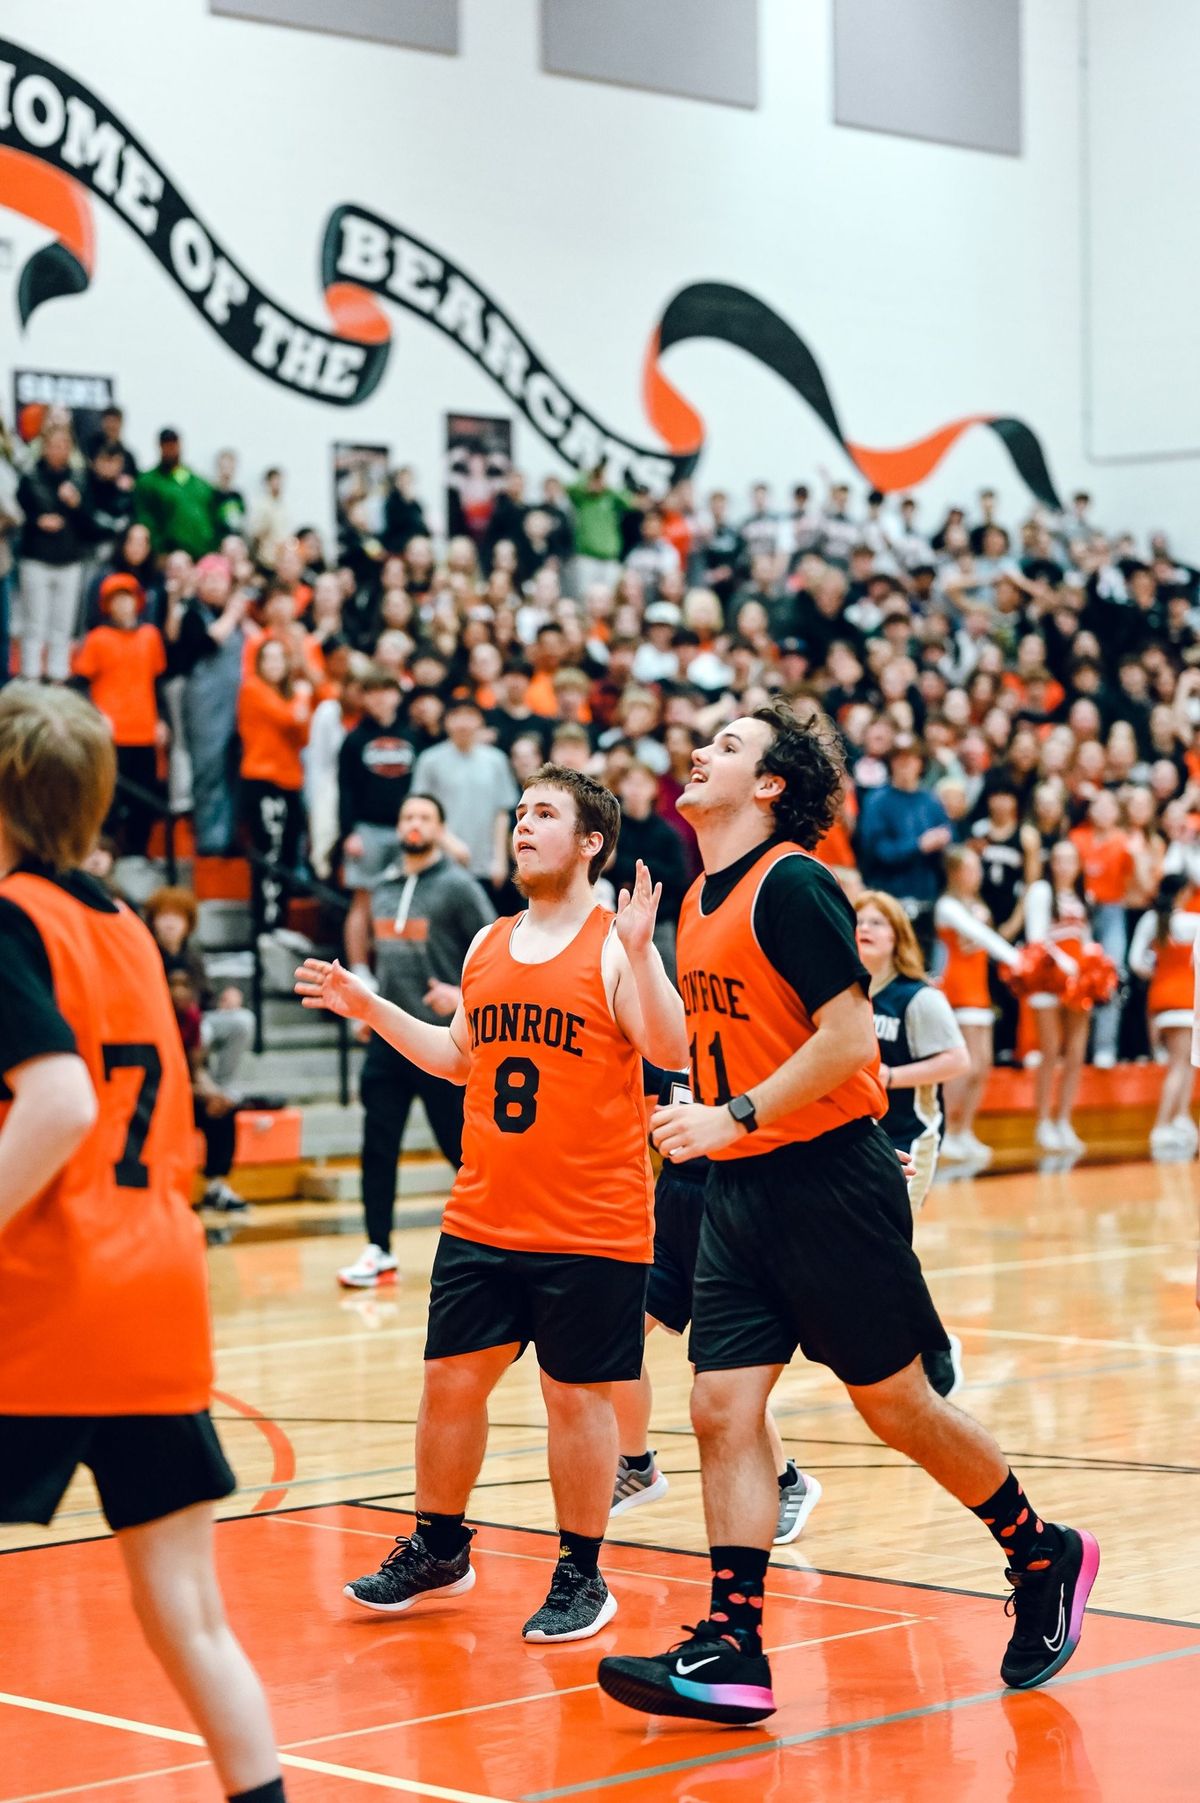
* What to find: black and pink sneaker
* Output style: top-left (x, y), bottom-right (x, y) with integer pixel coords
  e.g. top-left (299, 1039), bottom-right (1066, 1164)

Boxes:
top-left (1001, 1525), bottom-right (1101, 1689)
top-left (598, 1621), bottom-right (775, 1726)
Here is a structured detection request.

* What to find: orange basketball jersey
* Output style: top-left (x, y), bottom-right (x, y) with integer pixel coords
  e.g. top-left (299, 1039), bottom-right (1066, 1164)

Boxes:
top-left (0, 873), bottom-right (211, 1415)
top-left (676, 842), bottom-right (885, 1159)
top-left (442, 908), bottom-right (653, 1261)
top-left (936, 919), bottom-right (992, 1011)
top-left (1149, 934), bottom-right (1195, 1016)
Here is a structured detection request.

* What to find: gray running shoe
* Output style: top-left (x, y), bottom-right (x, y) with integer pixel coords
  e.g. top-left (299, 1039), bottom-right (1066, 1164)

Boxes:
top-left (343, 1530), bottom-right (475, 1613)
top-left (522, 1560), bottom-right (617, 1642)
top-left (774, 1464), bottom-right (823, 1544)
top-left (610, 1453), bottom-right (669, 1517)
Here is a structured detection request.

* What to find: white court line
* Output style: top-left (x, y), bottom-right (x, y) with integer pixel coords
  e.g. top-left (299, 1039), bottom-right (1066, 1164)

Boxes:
top-left (949, 1322), bottom-right (1200, 1358)
top-left (215, 1324), bottom-right (428, 1358)
top-left (0, 1693), bottom-right (510, 1803)
top-left (924, 1242), bottom-right (1181, 1280)
top-left (267, 1512), bottom-right (920, 1617)
top-left (285, 1619), bottom-right (923, 1753)
top-left (4, 1762), bottom-right (210, 1802)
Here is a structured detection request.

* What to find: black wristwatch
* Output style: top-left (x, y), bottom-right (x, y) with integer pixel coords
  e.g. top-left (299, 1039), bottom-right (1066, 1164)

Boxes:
top-left (728, 1093), bottom-right (759, 1134)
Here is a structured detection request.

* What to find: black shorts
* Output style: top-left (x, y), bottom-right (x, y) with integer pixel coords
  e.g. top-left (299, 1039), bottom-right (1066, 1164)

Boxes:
top-left (690, 1118), bottom-right (951, 1388)
top-left (0, 1411), bottom-right (236, 1533)
top-left (646, 1162), bottom-right (708, 1334)
top-left (425, 1232), bottom-right (649, 1384)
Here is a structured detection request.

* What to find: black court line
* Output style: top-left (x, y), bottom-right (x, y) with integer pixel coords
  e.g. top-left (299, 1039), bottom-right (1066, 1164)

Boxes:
top-left (346, 1502), bottom-right (1200, 1633)
top-left (7, 1493), bottom-right (1199, 1636)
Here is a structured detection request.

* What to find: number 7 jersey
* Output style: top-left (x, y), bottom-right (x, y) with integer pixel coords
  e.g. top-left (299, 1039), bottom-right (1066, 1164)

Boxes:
top-left (0, 870), bottom-right (211, 1415)
top-left (442, 908), bottom-right (653, 1262)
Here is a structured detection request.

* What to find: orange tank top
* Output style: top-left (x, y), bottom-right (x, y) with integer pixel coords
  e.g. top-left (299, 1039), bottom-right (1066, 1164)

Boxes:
top-left (1149, 935), bottom-right (1195, 1016)
top-left (937, 919), bottom-right (992, 1011)
top-left (0, 873), bottom-right (211, 1415)
top-left (676, 842), bottom-right (885, 1159)
top-left (442, 907), bottom-right (653, 1261)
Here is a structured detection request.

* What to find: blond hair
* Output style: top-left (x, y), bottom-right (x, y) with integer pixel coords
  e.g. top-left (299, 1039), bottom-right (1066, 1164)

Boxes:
top-left (0, 684), bottom-right (116, 870)
top-left (855, 888), bottom-right (927, 981)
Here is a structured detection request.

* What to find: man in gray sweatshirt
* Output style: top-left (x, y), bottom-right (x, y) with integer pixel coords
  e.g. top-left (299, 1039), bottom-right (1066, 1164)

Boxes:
top-left (338, 793), bottom-right (495, 1288)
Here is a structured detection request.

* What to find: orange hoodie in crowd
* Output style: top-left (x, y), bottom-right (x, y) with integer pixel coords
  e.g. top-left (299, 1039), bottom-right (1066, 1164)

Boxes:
top-left (237, 675), bottom-right (311, 790)
top-left (73, 623), bottom-right (166, 747)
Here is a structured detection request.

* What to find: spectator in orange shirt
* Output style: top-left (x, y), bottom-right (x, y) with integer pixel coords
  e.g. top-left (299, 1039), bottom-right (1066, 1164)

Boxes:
top-left (74, 572), bottom-right (167, 856)
top-left (237, 639), bottom-right (311, 935)
top-left (525, 622), bottom-right (567, 717)
top-left (1069, 789), bottom-right (1135, 1066)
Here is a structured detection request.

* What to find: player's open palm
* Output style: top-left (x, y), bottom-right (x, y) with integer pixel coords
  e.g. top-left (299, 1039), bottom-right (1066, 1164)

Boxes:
top-left (615, 859), bottom-right (662, 957)
top-left (294, 957), bottom-right (369, 1020)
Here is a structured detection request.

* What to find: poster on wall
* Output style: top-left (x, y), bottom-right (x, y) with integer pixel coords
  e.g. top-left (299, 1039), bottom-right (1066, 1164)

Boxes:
top-left (445, 414), bottom-right (513, 550)
top-left (12, 369), bottom-right (116, 454)
top-left (332, 442), bottom-right (390, 560)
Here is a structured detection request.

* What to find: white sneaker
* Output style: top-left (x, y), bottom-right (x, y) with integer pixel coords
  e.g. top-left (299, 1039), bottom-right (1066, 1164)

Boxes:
top-left (773, 1465), bottom-right (823, 1544)
top-left (1093, 1050), bottom-right (1117, 1070)
top-left (1150, 1122), bottom-right (1196, 1162)
top-left (940, 1133), bottom-right (970, 1161)
top-left (1056, 1121), bottom-right (1086, 1157)
top-left (961, 1132), bottom-right (993, 1165)
top-left (1035, 1119), bottom-right (1064, 1152)
top-left (1171, 1115), bottom-right (1199, 1152)
top-left (337, 1243), bottom-right (399, 1289)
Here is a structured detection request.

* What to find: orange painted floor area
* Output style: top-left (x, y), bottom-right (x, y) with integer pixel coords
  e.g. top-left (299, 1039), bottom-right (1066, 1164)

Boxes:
top-left (3, 1505), bottom-right (1198, 1803)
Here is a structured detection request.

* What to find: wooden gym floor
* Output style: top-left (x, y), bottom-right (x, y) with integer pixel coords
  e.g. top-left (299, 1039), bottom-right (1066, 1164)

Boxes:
top-left (2, 1158), bottom-right (1198, 1801)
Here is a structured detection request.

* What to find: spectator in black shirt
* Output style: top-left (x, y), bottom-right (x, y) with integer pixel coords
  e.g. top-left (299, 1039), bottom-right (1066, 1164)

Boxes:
top-left (81, 442), bottom-right (134, 566)
top-left (85, 404), bottom-right (138, 482)
top-left (696, 490), bottom-right (746, 611)
top-left (338, 669), bottom-right (420, 979)
top-left (609, 761), bottom-right (687, 978)
top-left (382, 465), bottom-right (429, 555)
top-left (16, 424), bottom-right (86, 681)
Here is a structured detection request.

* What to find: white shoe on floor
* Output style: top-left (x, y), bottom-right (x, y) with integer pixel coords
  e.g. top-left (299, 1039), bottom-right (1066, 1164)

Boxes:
top-left (961, 1132), bottom-right (993, 1165)
top-left (1035, 1119), bottom-right (1064, 1153)
top-left (774, 1465), bottom-right (823, 1544)
top-left (337, 1243), bottom-right (399, 1289)
top-left (1171, 1115), bottom-right (1198, 1153)
top-left (1056, 1121), bottom-right (1086, 1157)
top-left (940, 1133), bottom-right (970, 1161)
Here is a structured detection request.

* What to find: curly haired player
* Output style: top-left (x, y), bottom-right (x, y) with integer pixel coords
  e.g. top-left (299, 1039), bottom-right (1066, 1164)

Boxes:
top-left (598, 701), bottom-right (1099, 1726)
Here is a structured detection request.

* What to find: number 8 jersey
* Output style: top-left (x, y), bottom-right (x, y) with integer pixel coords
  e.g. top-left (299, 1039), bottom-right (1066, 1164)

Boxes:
top-left (0, 869), bottom-right (210, 1416)
top-left (442, 908), bottom-right (653, 1262)
top-left (676, 842), bottom-right (885, 1158)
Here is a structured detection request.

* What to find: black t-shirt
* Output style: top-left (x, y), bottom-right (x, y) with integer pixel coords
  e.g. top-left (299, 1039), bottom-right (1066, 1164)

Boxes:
top-left (0, 870), bottom-right (118, 1089)
top-left (698, 838), bottom-right (870, 1016)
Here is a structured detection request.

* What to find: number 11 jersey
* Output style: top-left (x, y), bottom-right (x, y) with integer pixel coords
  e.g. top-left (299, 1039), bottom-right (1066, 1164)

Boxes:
top-left (0, 869), bottom-right (210, 1416)
top-left (443, 908), bottom-right (653, 1262)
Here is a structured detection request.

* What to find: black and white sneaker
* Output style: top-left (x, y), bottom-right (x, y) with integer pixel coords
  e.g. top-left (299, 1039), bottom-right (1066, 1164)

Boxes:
top-left (1001, 1526), bottom-right (1100, 1688)
top-left (610, 1453), bottom-right (669, 1516)
top-left (522, 1560), bottom-right (617, 1642)
top-left (774, 1463), bottom-right (822, 1544)
top-left (343, 1531), bottom-right (476, 1614)
top-left (599, 1621), bottom-right (775, 1725)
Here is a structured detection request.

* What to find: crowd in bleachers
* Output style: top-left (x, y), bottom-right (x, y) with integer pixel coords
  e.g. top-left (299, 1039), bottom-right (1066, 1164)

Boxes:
top-left (4, 400), bottom-right (1200, 1172)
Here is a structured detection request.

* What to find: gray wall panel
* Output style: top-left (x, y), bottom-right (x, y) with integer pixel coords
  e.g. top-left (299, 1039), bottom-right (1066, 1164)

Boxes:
top-left (833, 0), bottom-right (1021, 156)
top-left (541, 0), bottom-right (758, 109)
top-left (210, 0), bottom-right (458, 56)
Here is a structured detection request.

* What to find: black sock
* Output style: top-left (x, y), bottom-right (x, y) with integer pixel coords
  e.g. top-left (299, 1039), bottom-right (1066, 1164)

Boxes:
top-left (559, 1529), bottom-right (602, 1576)
top-left (622, 1450), bottom-right (653, 1473)
top-left (228, 1781), bottom-right (286, 1803)
top-left (971, 1470), bottom-right (1063, 1572)
top-left (777, 1460), bottom-right (799, 1491)
top-left (416, 1510), bottom-right (470, 1560)
top-left (709, 1545), bottom-right (770, 1655)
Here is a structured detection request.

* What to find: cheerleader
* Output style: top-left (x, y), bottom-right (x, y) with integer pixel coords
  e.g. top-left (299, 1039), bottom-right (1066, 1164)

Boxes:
top-left (935, 846), bottom-right (1022, 1164)
top-left (1128, 874), bottom-right (1200, 1159)
top-left (855, 889), bottom-right (970, 1396)
top-left (1024, 839), bottom-right (1092, 1155)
